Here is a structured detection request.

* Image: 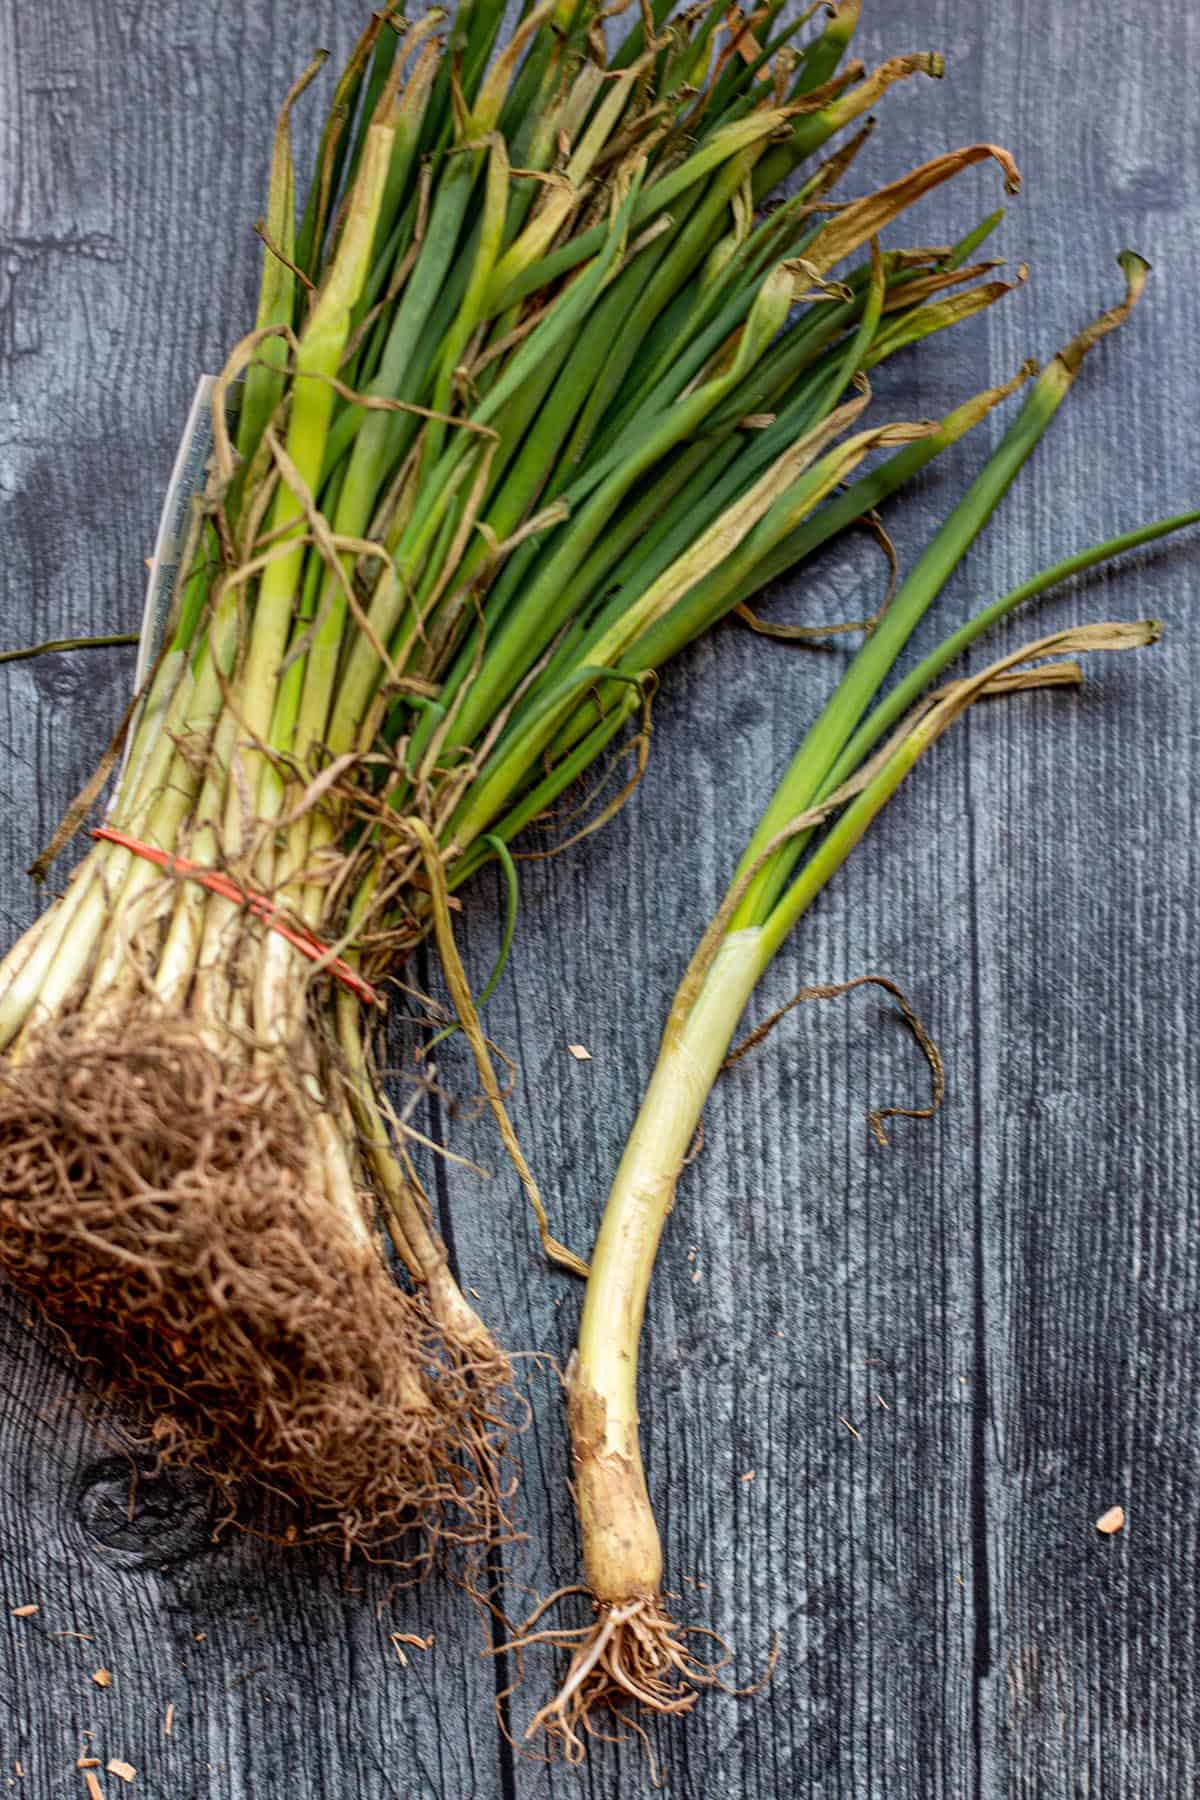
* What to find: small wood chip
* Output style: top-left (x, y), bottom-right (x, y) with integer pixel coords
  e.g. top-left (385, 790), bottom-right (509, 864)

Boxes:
top-left (13, 1762), bottom-right (23, 1779)
top-left (106, 1761), bottom-right (136, 1784)
top-left (390, 1629), bottom-right (435, 1666)
top-left (77, 1760), bottom-right (100, 1771)
top-left (839, 1416), bottom-right (862, 1440)
top-left (740, 1470), bottom-right (756, 1483)
top-left (83, 1773), bottom-right (105, 1800)
top-left (1096, 1505), bottom-right (1126, 1536)
top-left (10, 1605), bottom-right (37, 1618)
top-left (566, 1043), bottom-right (592, 1061)
top-left (92, 1668), bottom-right (112, 1689)
top-left (164, 1702), bottom-right (175, 1737)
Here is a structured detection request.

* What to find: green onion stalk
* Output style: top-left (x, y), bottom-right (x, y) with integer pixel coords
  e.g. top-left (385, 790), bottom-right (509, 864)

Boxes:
top-left (0, 0), bottom-right (1056, 1551)
top-left (518, 267), bottom-right (1198, 1752)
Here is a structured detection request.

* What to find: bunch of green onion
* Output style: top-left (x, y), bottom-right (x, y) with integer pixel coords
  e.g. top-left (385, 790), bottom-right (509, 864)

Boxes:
top-left (0, 0), bottom-right (1110, 1549)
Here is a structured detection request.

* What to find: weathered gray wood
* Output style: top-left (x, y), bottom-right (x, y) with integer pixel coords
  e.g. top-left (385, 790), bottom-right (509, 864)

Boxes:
top-left (2, 0), bottom-right (1198, 1794)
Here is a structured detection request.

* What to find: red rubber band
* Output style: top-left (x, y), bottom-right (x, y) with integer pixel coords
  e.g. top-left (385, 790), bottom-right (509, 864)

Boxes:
top-left (90, 825), bottom-right (384, 1008)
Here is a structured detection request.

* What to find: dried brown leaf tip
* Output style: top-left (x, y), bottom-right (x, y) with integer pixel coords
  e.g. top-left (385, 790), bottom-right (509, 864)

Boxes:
top-left (10, 1604), bottom-right (38, 1618)
top-left (567, 1043), bottom-right (592, 1061)
top-left (1096, 1504), bottom-right (1126, 1536)
top-left (92, 1667), bottom-right (112, 1688)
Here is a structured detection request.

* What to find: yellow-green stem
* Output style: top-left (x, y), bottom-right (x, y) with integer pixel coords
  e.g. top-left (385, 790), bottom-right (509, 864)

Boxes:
top-left (572, 928), bottom-right (766, 1602)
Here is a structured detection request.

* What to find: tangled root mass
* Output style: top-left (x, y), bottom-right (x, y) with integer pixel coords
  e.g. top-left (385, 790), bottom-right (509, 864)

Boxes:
top-left (504, 1591), bottom-right (734, 1767)
top-left (0, 1016), bottom-right (507, 1555)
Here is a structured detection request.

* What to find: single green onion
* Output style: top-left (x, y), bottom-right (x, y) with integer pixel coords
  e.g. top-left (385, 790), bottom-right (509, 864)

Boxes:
top-left (519, 264), bottom-right (1189, 1744)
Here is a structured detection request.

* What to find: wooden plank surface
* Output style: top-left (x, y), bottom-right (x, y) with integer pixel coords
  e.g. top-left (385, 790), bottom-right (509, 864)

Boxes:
top-left (1, 2), bottom-right (1196, 1794)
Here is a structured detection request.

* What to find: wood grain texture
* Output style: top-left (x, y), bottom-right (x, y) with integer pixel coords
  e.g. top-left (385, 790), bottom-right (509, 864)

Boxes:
top-left (1, 2), bottom-right (1196, 1794)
